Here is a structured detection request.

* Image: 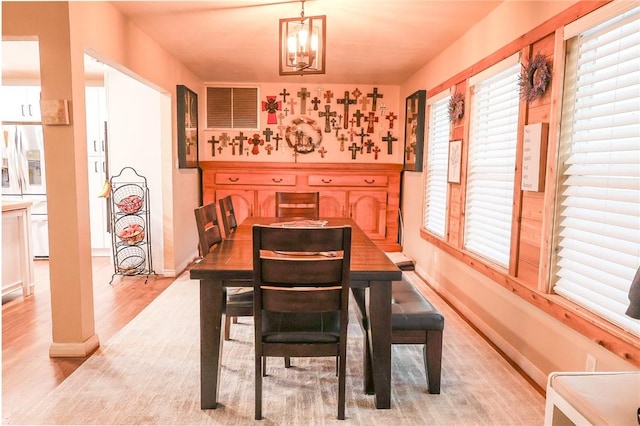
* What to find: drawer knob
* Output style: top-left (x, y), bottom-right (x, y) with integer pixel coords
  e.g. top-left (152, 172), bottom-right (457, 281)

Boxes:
top-left (228, 177), bottom-right (239, 182)
top-left (272, 178), bottom-right (283, 183)
top-left (365, 179), bottom-right (375, 184)
top-left (322, 178), bottom-right (332, 184)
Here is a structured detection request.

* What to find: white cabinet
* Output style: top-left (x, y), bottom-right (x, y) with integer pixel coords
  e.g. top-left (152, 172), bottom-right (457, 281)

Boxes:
top-left (0, 86), bottom-right (41, 122)
top-left (2, 201), bottom-right (34, 297)
top-left (85, 86), bottom-right (110, 255)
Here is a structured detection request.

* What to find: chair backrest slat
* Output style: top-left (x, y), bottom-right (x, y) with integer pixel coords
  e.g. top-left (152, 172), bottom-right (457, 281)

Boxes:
top-left (275, 191), bottom-right (320, 220)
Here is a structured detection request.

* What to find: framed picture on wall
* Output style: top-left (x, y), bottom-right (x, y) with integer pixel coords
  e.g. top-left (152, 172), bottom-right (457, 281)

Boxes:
top-left (177, 85), bottom-right (198, 169)
top-left (403, 89), bottom-right (426, 172)
top-left (448, 140), bottom-right (462, 183)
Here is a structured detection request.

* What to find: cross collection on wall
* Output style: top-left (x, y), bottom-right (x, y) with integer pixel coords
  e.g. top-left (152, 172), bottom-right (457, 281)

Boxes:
top-left (203, 85), bottom-right (406, 163)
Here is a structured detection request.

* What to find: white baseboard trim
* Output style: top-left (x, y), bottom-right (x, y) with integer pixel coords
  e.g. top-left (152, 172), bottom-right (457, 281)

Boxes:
top-left (415, 265), bottom-right (547, 389)
top-left (49, 334), bottom-right (100, 358)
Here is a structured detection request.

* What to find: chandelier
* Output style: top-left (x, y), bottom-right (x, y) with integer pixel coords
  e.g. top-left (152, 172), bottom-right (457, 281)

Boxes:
top-left (279, 0), bottom-right (326, 76)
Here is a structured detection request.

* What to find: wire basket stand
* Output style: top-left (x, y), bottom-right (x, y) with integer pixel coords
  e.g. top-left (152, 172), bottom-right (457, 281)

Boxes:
top-left (109, 166), bottom-right (155, 284)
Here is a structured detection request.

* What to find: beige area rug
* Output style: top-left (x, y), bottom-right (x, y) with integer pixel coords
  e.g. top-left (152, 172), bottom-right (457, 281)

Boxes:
top-left (14, 271), bottom-right (544, 425)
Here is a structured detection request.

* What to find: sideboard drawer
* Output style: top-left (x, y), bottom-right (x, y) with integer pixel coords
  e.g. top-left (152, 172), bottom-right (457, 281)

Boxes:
top-left (215, 172), bottom-right (296, 186)
top-left (308, 174), bottom-right (388, 187)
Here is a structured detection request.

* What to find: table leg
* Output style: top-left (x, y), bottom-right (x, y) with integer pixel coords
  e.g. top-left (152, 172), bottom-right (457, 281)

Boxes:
top-left (367, 280), bottom-right (392, 409)
top-left (200, 279), bottom-right (225, 409)
top-left (350, 287), bottom-right (375, 394)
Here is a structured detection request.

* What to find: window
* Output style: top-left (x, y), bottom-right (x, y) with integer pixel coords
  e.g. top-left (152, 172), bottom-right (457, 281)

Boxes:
top-left (552, 5), bottom-right (640, 335)
top-left (423, 93), bottom-right (450, 238)
top-left (464, 57), bottom-right (521, 267)
top-left (206, 86), bottom-right (258, 129)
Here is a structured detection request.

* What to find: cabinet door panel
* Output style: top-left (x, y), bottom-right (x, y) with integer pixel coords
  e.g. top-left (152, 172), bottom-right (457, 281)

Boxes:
top-left (257, 190), bottom-right (276, 217)
top-left (215, 189), bottom-right (255, 223)
top-left (349, 191), bottom-right (387, 240)
top-left (319, 190), bottom-right (347, 217)
top-left (0, 86), bottom-right (41, 122)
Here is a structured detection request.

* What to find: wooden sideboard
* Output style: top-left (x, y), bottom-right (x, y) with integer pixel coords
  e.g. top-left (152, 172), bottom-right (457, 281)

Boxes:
top-left (200, 162), bottom-right (402, 251)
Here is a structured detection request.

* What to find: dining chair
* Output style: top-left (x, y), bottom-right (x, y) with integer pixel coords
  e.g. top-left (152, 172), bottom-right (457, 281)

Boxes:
top-left (193, 202), bottom-right (223, 257)
top-left (275, 191), bottom-right (320, 220)
top-left (218, 195), bottom-right (238, 238)
top-left (252, 224), bottom-right (352, 420)
top-left (195, 201), bottom-right (252, 341)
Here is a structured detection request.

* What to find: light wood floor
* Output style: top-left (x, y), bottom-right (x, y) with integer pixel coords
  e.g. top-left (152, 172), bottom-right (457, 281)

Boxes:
top-left (2, 256), bottom-right (176, 421)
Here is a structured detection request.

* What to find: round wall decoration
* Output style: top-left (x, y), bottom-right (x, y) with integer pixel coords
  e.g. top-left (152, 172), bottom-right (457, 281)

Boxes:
top-left (285, 116), bottom-right (323, 154)
top-left (448, 91), bottom-right (465, 123)
top-left (518, 53), bottom-right (551, 103)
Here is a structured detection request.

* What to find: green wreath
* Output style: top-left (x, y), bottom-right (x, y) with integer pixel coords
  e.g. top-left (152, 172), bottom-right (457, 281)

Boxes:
top-left (518, 53), bottom-right (551, 102)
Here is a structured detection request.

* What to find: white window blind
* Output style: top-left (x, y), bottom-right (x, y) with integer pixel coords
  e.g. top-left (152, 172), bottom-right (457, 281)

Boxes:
top-left (465, 62), bottom-right (520, 267)
top-left (423, 95), bottom-right (450, 237)
top-left (553, 6), bottom-right (640, 335)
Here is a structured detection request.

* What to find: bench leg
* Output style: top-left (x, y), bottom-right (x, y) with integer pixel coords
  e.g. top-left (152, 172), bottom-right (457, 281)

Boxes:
top-left (424, 329), bottom-right (442, 394)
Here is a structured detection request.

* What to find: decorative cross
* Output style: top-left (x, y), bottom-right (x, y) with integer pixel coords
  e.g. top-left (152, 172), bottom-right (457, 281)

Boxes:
top-left (338, 133), bottom-right (348, 151)
top-left (318, 104), bottom-right (337, 133)
top-left (262, 127), bottom-right (274, 142)
top-left (265, 144), bottom-right (274, 155)
top-left (279, 88), bottom-right (290, 103)
top-left (229, 140), bottom-right (239, 156)
top-left (297, 87), bottom-right (311, 113)
top-left (337, 91), bottom-right (356, 128)
top-left (311, 97), bottom-right (321, 111)
top-left (372, 145), bottom-right (381, 160)
top-left (249, 134), bottom-right (264, 155)
top-left (367, 87), bottom-right (384, 111)
top-left (217, 146), bottom-right (223, 155)
top-left (364, 138), bottom-right (375, 153)
top-left (331, 119), bottom-right (341, 137)
top-left (244, 147), bottom-right (250, 156)
top-left (277, 112), bottom-right (285, 124)
top-left (207, 135), bottom-right (220, 157)
top-left (323, 90), bottom-right (334, 104)
top-left (386, 112), bottom-right (398, 129)
top-left (352, 88), bottom-right (362, 100)
top-left (283, 107), bottom-right (289, 116)
top-left (235, 132), bottom-right (248, 154)
top-left (277, 124), bottom-right (287, 136)
top-left (316, 86), bottom-right (323, 97)
top-left (287, 98), bottom-right (298, 115)
top-left (348, 126), bottom-right (357, 142)
top-left (318, 146), bottom-right (328, 158)
top-left (272, 133), bottom-right (282, 151)
top-left (359, 95), bottom-right (370, 112)
top-left (307, 107), bottom-right (314, 116)
top-left (349, 117), bottom-right (356, 128)
top-left (262, 96), bottom-right (282, 124)
top-left (348, 142), bottom-right (362, 160)
top-left (356, 127), bottom-right (369, 144)
top-left (405, 145), bottom-right (413, 161)
top-left (364, 112), bottom-right (379, 134)
top-left (379, 103), bottom-right (387, 116)
top-left (220, 132), bottom-right (231, 147)
top-left (353, 109), bottom-right (365, 127)
top-left (382, 131), bottom-right (398, 155)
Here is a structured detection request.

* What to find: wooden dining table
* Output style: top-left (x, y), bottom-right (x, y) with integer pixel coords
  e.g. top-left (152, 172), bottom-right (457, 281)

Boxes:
top-left (190, 217), bottom-right (402, 410)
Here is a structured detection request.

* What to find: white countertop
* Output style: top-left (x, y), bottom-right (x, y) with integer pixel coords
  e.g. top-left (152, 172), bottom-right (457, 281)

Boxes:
top-left (2, 201), bottom-right (33, 212)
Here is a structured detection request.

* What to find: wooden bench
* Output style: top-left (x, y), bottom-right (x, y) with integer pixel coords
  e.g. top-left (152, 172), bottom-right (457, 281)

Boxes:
top-left (352, 275), bottom-right (444, 394)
